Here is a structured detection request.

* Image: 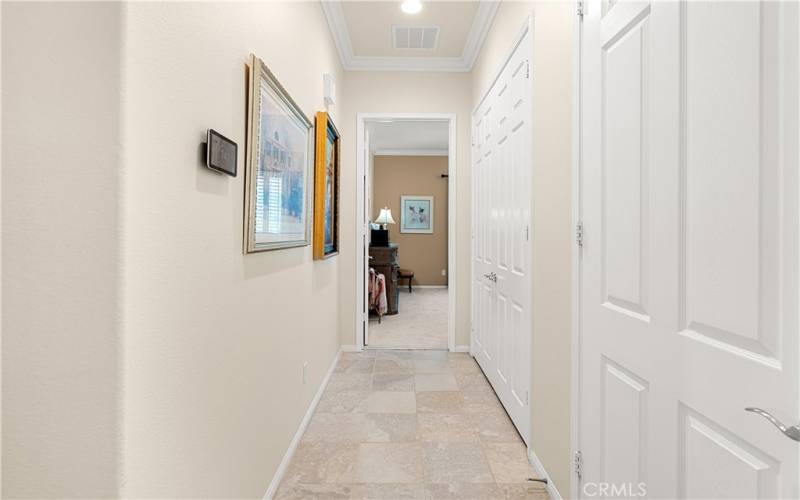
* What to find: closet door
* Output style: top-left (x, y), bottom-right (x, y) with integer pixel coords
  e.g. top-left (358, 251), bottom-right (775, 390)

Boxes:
top-left (472, 25), bottom-right (533, 444)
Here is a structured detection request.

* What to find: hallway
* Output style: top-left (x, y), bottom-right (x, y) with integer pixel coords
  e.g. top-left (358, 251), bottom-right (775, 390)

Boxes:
top-left (276, 350), bottom-right (548, 499)
top-left (369, 289), bottom-right (448, 349)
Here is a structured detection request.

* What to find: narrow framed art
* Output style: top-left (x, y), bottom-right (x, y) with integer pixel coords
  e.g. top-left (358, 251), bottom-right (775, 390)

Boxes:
top-left (313, 111), bottom-right (340, 259)
top-left (400, 195), bottom-right (434, 234)
top-left (244, 54), bottom-right (313, 253)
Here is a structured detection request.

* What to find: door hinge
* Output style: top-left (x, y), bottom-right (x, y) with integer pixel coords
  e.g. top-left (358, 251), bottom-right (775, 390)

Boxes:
top-left (525, 390), bottom-right (529, 405)
top-left (526, 60), bottom-right (530, 79)
top-left (573, 450), bottom-right (583, 479)
top-left (577, 0), bottom-right (584, 19)
top-left (525, 225), bottom-right (530, 241)
top-left (575, 221), bottom-right (584, 247)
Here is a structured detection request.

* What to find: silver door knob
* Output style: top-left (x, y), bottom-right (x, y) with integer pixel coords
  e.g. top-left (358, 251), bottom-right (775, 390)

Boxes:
top-left (745, 407), bottom-right (800, 442)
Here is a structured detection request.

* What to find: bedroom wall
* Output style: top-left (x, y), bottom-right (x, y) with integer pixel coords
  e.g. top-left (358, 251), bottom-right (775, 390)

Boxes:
top-left (339, 71), bottom-right (472, 349)
top-left (373, 155), bottom-right (449, 286)
top-left (472, 2), bottom-right (574, 496)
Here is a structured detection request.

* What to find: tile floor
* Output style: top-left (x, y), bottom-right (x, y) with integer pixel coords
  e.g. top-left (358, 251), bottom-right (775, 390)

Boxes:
top-left (369, 289), bottom-right (448, 350)
top-left (276, 349), bottom-right (549, 500)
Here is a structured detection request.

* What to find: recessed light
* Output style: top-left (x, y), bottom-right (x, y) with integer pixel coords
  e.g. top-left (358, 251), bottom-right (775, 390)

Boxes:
top-left (401, 0), bottom-right (422, 15)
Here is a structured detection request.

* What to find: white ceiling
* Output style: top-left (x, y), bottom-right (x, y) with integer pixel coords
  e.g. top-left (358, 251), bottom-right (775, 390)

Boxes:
top-left (322, 0), bottom-right (500, 71)
top-left (367, 120), bottom-right (449, 155)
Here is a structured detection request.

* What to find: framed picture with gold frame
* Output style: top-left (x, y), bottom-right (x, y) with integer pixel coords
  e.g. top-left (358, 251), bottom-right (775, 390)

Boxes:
top-left (244, 54), bottom-right (313, 253)
top-left (313, 111), bottom-right (340, 259)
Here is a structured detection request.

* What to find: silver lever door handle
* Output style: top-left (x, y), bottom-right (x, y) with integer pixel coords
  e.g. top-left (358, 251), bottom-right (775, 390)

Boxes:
top-left (745, 407), bottom-right (800, 442)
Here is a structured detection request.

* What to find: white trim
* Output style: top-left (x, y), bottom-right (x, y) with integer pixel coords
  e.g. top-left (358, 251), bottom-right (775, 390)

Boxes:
top-left (356, 113), bottom-right (457, 353)
top-left (412, 285), bottom-right (448, 289)
top-left (263, 348), bottom-right (342, 499)
top-left (321, 0), bottom-right (354, 69)
top-left (321, 0), bottom-right (499, 72)
top-left (461, 0), bottom-right (501, 70)
top-left (455, 345), bottom-right (471, 353)
top-left (446, 116), bottom-right (457, 353)
top-left (528, 447), bottom-right (563, 500)
top-left (340, 344), bottom-right (361, 352)
top-left (570, 1), bottom-right (583, 498)
top-left (373, 148), bottom-right (448, 157)
top-left (357, 118), bottom-right (367, 350)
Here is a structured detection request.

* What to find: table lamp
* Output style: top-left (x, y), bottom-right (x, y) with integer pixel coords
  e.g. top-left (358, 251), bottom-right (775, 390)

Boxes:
top-left (372, 207), bottom-right (395, 246)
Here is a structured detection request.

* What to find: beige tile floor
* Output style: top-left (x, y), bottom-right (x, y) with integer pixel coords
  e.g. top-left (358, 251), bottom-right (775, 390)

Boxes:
top-left (368, 289), bottom-right (448, 350)
top-left (276, 350), bottom-right (549, 500)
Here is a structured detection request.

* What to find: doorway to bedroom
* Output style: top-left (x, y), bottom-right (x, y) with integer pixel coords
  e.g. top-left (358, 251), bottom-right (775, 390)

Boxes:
top-left (356, 115), bottom-right (456, 350)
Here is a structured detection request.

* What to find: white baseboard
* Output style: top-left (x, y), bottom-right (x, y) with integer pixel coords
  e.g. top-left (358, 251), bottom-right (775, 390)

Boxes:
top-left (527, 447), bottom-right (563, 500)
top-left (455, 345), bottom-right (471, 353)
top-left (339, 344), bottom-right (361, 352)
top-left (413, 285), bottom-right (448, 289)
top-left (263, 348), bottom-right (342, 499)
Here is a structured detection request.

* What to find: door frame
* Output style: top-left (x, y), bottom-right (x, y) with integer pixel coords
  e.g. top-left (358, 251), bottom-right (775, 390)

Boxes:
top-left (355, 112), bottom-right (457, 352)
top-left (570, 0), bottom-right (583, 497)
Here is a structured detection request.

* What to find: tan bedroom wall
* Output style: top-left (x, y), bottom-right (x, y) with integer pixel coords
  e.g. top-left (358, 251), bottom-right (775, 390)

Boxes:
top-left (372, 155), bottom-right (449, 286)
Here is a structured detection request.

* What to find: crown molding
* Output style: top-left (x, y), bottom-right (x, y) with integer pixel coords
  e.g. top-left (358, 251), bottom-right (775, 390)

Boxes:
top-left (373, 148), bottom-right (449, 156)
top-left (321, 0), bottom-right (500, 72)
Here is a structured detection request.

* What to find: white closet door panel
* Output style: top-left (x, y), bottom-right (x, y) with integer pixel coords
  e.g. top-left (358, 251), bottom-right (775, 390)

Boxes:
top-left (472, 26), bottom-right (533, 444)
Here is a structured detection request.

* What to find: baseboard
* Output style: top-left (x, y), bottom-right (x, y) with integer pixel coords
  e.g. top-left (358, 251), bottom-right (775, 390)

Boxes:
top-left (263, 347), bottom-right (342, 499)
top-left (340, 344), bottom-right (361, 352)
top-left (413, 285), bottom-right (448, 289)
top-left (527, 447), bottom-right (563, 500)
top-left (455, 345), bottom-right (471, 353)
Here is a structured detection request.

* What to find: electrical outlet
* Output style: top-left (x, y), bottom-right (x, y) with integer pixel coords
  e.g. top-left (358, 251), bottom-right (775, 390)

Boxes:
top-left (303, 362), bottom-right (308, 384)
top-left (441, 269), bottom-right (447, 276)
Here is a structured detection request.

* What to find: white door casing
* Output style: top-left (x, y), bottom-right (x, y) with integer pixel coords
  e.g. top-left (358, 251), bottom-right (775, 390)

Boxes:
top-left (578, 1), bottom-right (799, 498)
top-left (472, 23), bottom-right (534, 444)
top-left (363, 129), bottom-right (371, 347)
top-left (355, 113), bottom-right (458, 351)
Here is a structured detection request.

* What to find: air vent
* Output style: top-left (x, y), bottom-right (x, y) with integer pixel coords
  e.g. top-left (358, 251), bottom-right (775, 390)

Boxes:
top-left (393, 26), bottom-right (439, 49)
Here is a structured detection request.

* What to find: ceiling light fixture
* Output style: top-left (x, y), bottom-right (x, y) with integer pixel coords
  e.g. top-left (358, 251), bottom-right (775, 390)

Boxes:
top-left (400, 0), bottom-right (422, 15)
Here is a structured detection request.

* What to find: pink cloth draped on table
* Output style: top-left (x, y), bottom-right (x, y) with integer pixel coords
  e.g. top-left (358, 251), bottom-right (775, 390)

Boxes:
top-left (369, 268), bottom-right (388, 317)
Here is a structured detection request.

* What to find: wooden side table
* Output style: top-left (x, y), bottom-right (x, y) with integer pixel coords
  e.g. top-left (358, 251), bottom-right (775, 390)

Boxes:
top-left (398, 269), bottom-right (415, 293)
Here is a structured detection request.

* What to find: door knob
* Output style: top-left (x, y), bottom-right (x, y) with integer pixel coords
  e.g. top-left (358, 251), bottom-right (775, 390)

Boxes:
top-left (745, 407), bottom-right (800, 442)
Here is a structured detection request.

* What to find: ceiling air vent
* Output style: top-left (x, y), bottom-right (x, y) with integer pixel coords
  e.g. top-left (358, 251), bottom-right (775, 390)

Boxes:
top-left (393, 26), bottom-right (439, 50)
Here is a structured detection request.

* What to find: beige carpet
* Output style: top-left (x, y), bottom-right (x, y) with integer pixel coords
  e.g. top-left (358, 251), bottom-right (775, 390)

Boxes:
top-left (276, 349), bottom-right (549, 500)
top-left (369, 288), bottom-right (448, 349)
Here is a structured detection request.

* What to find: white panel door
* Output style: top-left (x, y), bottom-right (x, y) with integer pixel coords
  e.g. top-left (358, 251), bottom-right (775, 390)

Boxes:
top-left (472, 26), bottom-right (533, 444)
top-left (579, 1), bottom-right (799, 498)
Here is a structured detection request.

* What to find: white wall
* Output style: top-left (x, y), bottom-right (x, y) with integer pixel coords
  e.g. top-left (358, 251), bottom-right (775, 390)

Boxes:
top-left (2, 3), bottom-right (124, 497)
top-left (120, 3), bottom-right (343, 497)
top-left (472, 2), bottom-right (574, 496)
top-left (339, 71), bottom-right (472, 349)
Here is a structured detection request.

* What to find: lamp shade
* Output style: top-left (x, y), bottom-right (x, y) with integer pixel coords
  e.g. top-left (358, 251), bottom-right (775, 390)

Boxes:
top-left (375, 207), bottom-right (396, 225)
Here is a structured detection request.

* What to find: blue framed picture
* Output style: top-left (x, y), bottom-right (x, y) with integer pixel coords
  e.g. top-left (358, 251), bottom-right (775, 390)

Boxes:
top-left (400, 195), bottom-right (434, 234)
